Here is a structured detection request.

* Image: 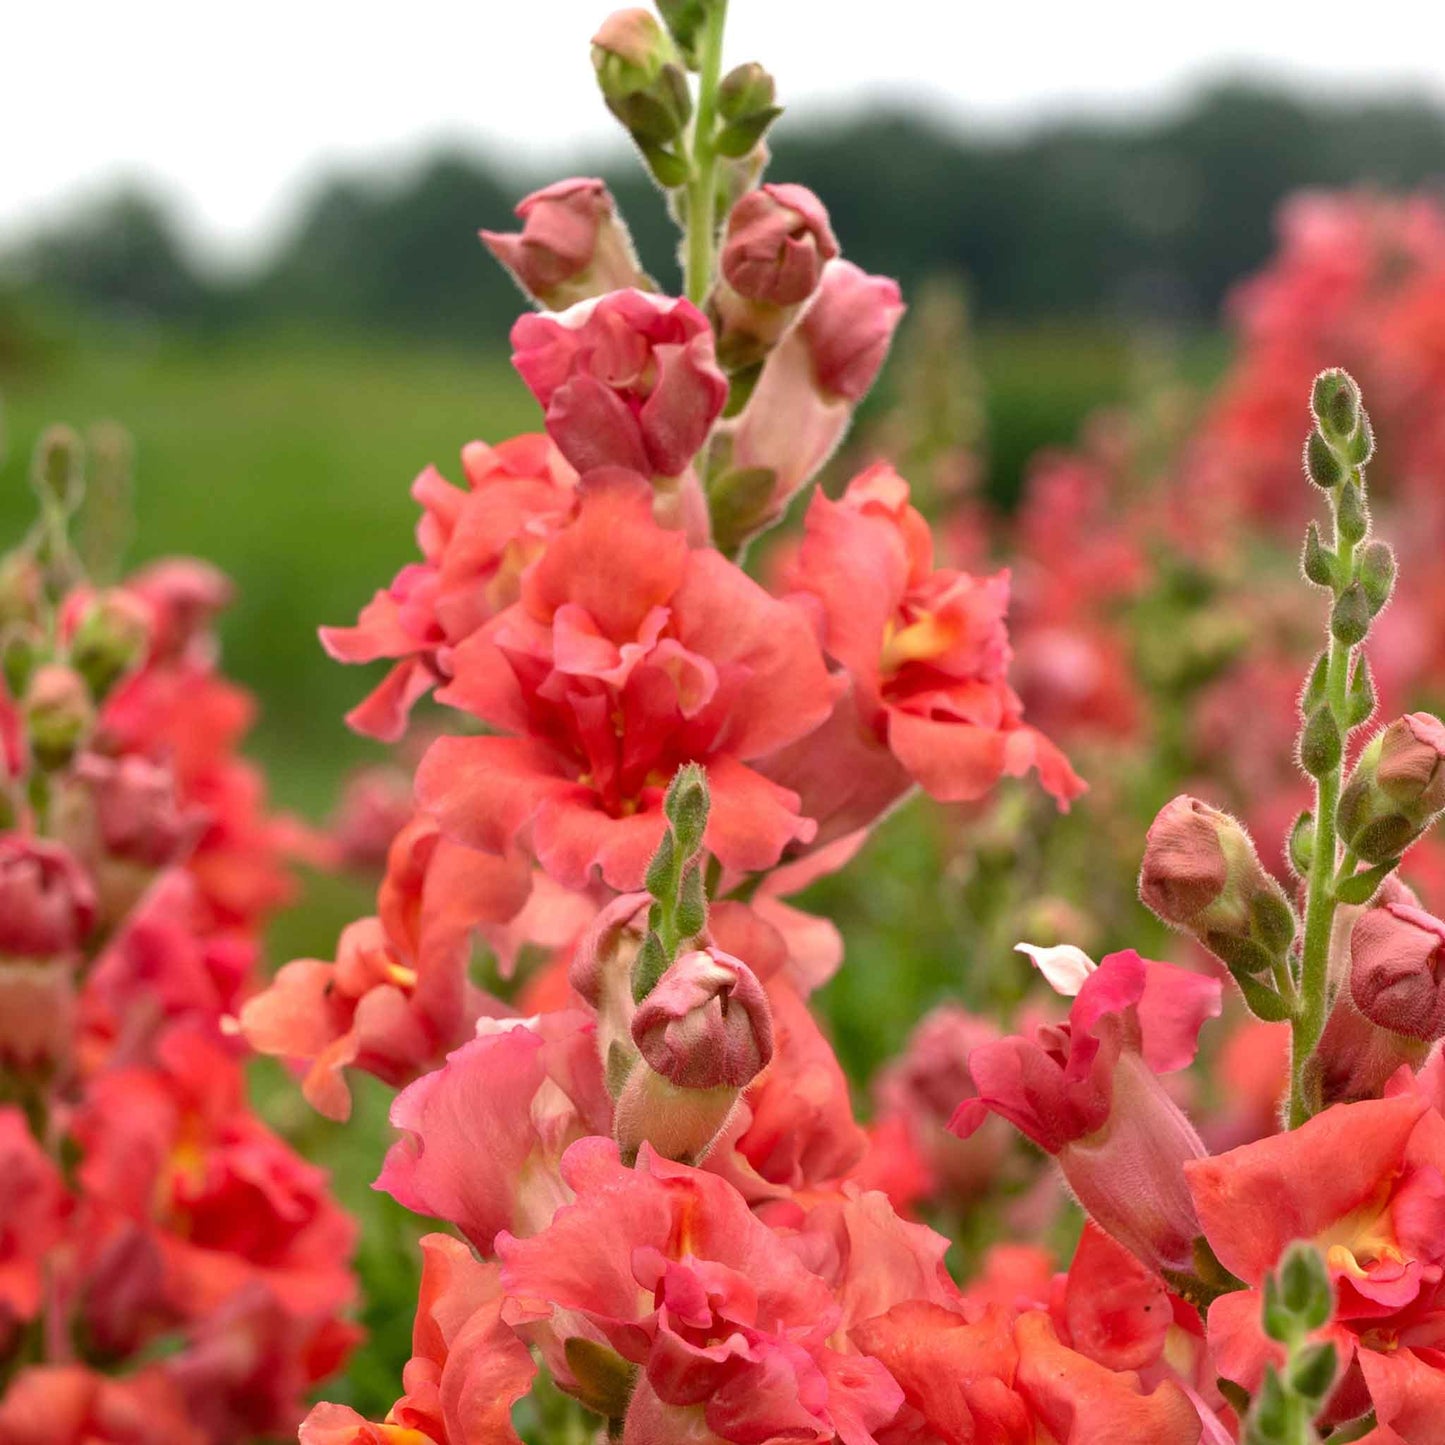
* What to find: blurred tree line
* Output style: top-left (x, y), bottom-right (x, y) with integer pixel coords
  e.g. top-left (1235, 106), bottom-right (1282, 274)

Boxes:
top-left (6, 80), bottom-right (1445, 342)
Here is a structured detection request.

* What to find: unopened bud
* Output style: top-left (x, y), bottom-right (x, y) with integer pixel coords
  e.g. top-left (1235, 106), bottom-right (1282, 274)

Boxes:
top-left (1299, 704), bottom-right (1342, 779)
top-left (1330, 582), bottom-right (1371, 647)
top-left (1303, 430), bottom-right (1344, 489)
top-left (32, 425), bottom-right (84, 513)
top-left (0, 835), bottom-right (96, 958)
top-left (74, 753), bottom-right (198, 869)
top-left (655, 0), bottom-right (709, 67)
top-left (1311, 368), bottom-right (1360, 441)
top-left (1301, 522), bottom-right (1335, 587)
top-left (721, 184), bottom-right (837, 309)
top-left (714, 63), bottom-right (783, 158)
top-left (66, 588), bottom-right (152, 699)
top-left (663, 762), bottom-right (710, 858)
top-left (1336, 479), bottom-right (1368, 545)
top-left (1350, 899), bottom-right (1445, 1041)
top-left (592, 9), bottom-right (692, 148)
top-left (613, 1063), bottom-right (740, 1165)
top-left (1139, 796), bottom-right (1296, 973)
top-left (0, 553), bottom-right (43, 630)
top-left (631, 947), bottom-right (772, 1089)
top-left (1359, 540), bottom-right (1396, 615)
top-left (1341, 715), bottom-right (1445, 862)
top-left (24, 663), bottom-right (93, 770)
top-left (481, 178), bottom-right (650, 311)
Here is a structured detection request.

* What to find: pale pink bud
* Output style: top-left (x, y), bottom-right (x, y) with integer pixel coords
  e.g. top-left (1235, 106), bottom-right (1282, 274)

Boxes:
top-left (1139, 796), bottom-right (1295, 977)
top-left (570, 891), bottom-right (651, 1084)
top-left (1309, 987), bottom-right (1428, 1107)
top-left (74, 753), bottom-right (199, 868)
top-left (1350, 900), bottom-right (1445, 1041)
top-left (631, 947), bottom-right (773, 1089)
top-left (612, 1066), bottom-right (739, 1166)
top-left (799, 258), bottom-right (905, 401)
top-left (0, 836), bottom-right (96, 957)
top-left (721, 184), bottom-right (838, 307)
top-left (1377, 713), bottom-right (1445, 814)
top-left (65, 588), bottom-right (152, 698)
top-left (481, 178), bottom-right (648, 311)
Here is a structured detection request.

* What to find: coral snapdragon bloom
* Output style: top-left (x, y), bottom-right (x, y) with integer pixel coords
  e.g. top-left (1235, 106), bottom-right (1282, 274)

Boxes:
top-left (854, 1228), bottom-right (1207, 1445)
top-left (772, 464), bottom-right (1083, 847)
top-left (239, 815), bottom-right (530, 1120)
top-left (418, 473), bottom-right (837, 889)
top-left (498, 1137), bottom-right (904, 1444)
top-left (322, 434), bottom-right (579, 741)
top-left (1188, 1092), bottom-right (1445, 1439)
top-left (71, 1028), bottom-right (357, 1332)
top-left (952, 948), bottom-right (1221, 1275)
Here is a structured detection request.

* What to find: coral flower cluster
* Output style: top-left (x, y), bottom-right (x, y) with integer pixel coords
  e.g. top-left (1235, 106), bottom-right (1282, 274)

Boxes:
top-left (18, 6), bottom-right (1445, 1445)
top-left (0, 434), bottom-right (356, 1444)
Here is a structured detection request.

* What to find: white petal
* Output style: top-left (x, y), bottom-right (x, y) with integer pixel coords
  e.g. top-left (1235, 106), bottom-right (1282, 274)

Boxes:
top-left (1016, 942), bottom-right (1097, 997)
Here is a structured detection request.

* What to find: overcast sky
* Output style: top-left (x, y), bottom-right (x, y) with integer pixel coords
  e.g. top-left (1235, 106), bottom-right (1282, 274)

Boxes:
top-left (7, 0), bottom-right (1445, 268)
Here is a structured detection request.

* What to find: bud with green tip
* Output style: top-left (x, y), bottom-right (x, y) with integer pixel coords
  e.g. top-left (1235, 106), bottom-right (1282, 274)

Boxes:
top-left (592, 9), bottom-right (692, 186)
top-left (0, 553), bottom-right (43, 631)
top-left (1303, 430), bottom-right (1344, 490)
top-left (1301, 522), bottom-right (1335, 587)
top-left (24, 663), bottom-right (94, 771)
top-left (1335, 479), bottom-right (1368, 545)
top-left (715, 61), bottom-right (783, 158)
top-left (1329, 583), bottom-right (1370, 647)
top-left (67, 588), bottom-right (151, 700)
top-left (656, 0), bottom-right (710, 67)
top-left (1310, 368), bottom-right (1361, 443)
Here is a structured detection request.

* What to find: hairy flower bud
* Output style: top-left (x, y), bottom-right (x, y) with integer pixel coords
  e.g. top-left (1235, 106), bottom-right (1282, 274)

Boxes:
top-left (1139, 796), bottom-right (1295, 974)
top-left (0, 835), bottom-right (96, 958)
top-left (0, 552), bottom-right (43, 630)
top-left (1338, 714), bottom-right (1445, 864)
top-left (66, 588), bottom-right (152, 699)
top-left (722, 260), bottom-right (904, 546)
top-left (592, 8), bottom-right (692, 178)
top-left (481, 178), bottom-right (649, 311)
top-left (722, 185), bottom-right (838, 309)
top-left (1350, 900), bottom-right (1445, 1042)
top-left (800, 259), bottom-right (906, 402)
top-left (570, 891), bottom-right (652, 1089)
top-left (631, 947), bottom-right (773, 1089)
top-left (24, 662), bottom-right (94, 770)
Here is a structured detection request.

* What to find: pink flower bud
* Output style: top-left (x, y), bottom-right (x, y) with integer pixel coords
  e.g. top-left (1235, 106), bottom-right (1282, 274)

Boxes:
top-left (1138, 796), bottom-right (1295, 976)
top-left (631, 947), bottom-right (773, 1089)
top-left (510, 290), bottom-right (727, 480)
top-left (612, 1065), bottom-right (739, 1166)
top-left (570, 890), bottom-right (651, 1081)
top-left (481, 178), bottom-right (648, 311)
top-left (723, 262), bottom-right (904, 543)
top-left (1308, 985), bottom-right (1429, 1108)
top-left (721, 184), bottom-right (838, 307)
top-left (24, 664), bottom-right (93, 770)
top-left (0, 836), bottom-right (96, 957)
top-left (1377, 713), bottom-right (1445, 813)
top-left (73, 754), bottom-right (200, 869)
top-left (1350, 900), bottom-right (1445, 1041)
top-left (800, 258), bottom-right (905, 402)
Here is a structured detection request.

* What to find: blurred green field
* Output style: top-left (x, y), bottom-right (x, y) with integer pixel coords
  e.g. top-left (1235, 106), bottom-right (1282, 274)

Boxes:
top-left (0, 318), bottom-right (1197, 1419)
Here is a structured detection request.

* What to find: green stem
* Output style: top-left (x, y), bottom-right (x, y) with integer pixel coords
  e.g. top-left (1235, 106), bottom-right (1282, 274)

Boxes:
top-left (683, 0), bottom-right (728, 305)
top-left (1290, 503), bottom-right (1359, 1126)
